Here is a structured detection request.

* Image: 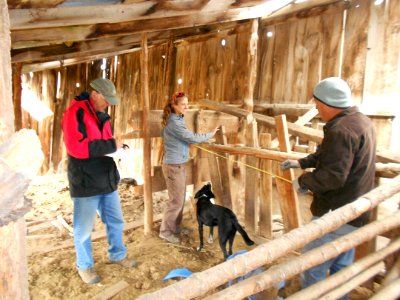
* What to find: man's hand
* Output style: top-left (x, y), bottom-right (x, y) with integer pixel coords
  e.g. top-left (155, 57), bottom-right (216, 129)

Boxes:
top-left (293, 178), bottom-right (308, 193)
top-left (280, 160), bottom-right (300, 170)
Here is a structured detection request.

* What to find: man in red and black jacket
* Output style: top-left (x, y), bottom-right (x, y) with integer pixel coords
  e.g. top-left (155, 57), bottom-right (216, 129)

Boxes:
top-left (62, 78), bottom-right (137, 284)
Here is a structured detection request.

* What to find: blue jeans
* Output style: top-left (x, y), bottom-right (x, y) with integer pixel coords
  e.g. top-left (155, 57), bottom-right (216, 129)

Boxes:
top-left (72, 191), bottom-right (126, 270)
top-left (301, 219), bottom-right (357, 300)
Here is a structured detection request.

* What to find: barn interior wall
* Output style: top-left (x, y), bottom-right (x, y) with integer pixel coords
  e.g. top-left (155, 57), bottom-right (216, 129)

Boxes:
top-left (18, 0), bottom-right (399, 175)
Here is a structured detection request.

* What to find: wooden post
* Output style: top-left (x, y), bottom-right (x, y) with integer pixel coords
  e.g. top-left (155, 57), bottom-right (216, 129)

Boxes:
top-left (214, 125), bottom-right (232, 209)
top-left (0, 0), bottom-right (14, 143)
top-left (274, 115), bottom-right (301, 230)
top-left (12, 62), bottom-right (22, 131)
top-left (259, 133), bottom-right (273, 238)
top-left (245, 120), bottom-right (259, 232)
top-left (140, 33), bottom-right (153, 235)
top-left (243, 19), bottom-right (259, 231)
top-left (0, 2), bottom-right (31, 298)
top-left (0, 130), bottom-right (44, 300)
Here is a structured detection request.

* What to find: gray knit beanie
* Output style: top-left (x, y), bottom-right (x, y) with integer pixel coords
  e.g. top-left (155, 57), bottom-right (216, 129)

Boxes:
top-left (313, 77), bottom-right (352, 108)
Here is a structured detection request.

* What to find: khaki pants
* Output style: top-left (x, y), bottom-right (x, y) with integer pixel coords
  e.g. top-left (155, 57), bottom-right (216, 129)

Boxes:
top-left (160, 163), bottom-right (186, 236)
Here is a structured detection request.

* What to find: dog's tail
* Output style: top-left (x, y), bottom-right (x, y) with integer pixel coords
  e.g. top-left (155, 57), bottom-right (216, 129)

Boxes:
top-left (234, 220), bottom-right (255, 246)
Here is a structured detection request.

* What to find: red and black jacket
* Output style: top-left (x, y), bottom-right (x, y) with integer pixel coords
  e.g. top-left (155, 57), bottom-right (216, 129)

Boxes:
top-left (62, 92), bottom-right (120, 197)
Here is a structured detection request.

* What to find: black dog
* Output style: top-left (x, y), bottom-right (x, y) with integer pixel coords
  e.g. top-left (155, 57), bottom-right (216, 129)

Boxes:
top-left (194, 183), bottom-right (254, 259)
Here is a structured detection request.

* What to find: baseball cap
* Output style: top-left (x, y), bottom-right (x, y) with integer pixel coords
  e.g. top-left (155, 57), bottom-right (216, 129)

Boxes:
top-left (90, 78), bottom-right (120, 105)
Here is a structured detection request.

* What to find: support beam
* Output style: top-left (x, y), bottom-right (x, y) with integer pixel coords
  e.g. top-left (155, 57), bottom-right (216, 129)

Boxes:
top-left (140, 33), bottom-right (153, 235)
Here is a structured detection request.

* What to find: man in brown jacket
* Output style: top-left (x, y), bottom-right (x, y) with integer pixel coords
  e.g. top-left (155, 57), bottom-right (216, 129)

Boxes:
top-left (281, 77), bottom-right (376, 300)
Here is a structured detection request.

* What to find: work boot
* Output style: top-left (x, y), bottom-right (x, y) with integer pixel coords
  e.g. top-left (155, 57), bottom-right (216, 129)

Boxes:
top-left (110, 257), bottom-right (138, 268)
top-left (78, 268), bottom-right (101, 284)
top-left (159, 232), bottom-right (180, 244)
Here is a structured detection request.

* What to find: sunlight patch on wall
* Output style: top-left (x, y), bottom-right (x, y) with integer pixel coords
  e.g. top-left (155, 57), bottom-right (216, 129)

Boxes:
top-left (21, 88), bottom-right (53, 122)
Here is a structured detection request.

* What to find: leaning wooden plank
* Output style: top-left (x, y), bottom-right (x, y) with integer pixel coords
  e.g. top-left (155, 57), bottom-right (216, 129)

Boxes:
top-left (198, 99), bottom-right (253, 124)
top-left (270, 106), bottom-right (319, 149)
top-left (27, 219), bottom-right (56, 234)
top-left (199, 99), bottom-right (323, 143)
top-left (91, 280), bottom-right (129, 300)
top-left (136, 176), bottom-right (400, 300)
top-left (27, 234), bottom-right (58, 240)
top-left (274, 115), bottom-right (301, 230)
top-left (57, 215), bottom-right (73, 234)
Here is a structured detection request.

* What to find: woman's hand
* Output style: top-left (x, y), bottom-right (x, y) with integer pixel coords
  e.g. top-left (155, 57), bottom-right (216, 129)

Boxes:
top-left (212, 126), bottom-right (220, 136)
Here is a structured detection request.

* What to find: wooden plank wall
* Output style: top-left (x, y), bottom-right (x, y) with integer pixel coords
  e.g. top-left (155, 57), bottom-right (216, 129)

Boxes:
top-left (257, 3), bottom-right (344, 104)
top-left (20, 0), bottom-right (400, 174)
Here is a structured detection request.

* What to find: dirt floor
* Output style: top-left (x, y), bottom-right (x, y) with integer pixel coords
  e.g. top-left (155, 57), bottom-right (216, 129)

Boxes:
top-left (25, 173), bottom-right (377, 299)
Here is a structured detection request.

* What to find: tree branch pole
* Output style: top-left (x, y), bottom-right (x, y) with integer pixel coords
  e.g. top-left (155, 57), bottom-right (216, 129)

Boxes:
top-left (369, 278), bottom-right (400, 300)
top-left (205, 211), bottom-right (400, 300)
top-left (137, 175), bottom-right (400, 300)
top-left (287, 237), bottom-right (400, 300)
top-left (319, 262), bottom-right (384, 300)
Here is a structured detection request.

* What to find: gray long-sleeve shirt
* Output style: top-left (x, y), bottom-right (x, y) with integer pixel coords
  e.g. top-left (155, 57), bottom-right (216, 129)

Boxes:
top-left (163, 114), bottom-right (213, 164)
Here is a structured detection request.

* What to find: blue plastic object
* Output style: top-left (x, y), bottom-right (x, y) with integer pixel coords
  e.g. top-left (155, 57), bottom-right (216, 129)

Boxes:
top-left (227, 250), bottom-right (264, 300)
top-left (163, 268), bottom-right (193, 281)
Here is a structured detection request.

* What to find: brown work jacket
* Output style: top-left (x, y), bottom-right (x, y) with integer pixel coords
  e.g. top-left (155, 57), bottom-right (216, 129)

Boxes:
top-left (298, 106), bottom-right (376, 227)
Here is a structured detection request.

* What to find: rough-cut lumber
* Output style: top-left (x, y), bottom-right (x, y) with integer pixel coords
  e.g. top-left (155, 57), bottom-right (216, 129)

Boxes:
top-left (9, 1), bottom-right (285, 30)
top-left (244, 120), bottom-right (258, 232)
top-left (199, 99), bottom-right (253, 124)
top-left (137, 176), bottom-right (400, 300)
top-left (274, 115), bottom-right (301, 230)
top-left (140, 33), bottom-right (153, 235)
top-left (199, 143), bottom-right (306, 162)
top-left (205, 213), bottom-right (400, 300)
top-left (258, 133), bottom-right (273, 238)
top-left (10, 2), bottom-right (293, 49)
top-left (199, 99), bottom-right (324, 143)
top-left (91, 280), bottom-right (129, 300)
top-left (288, 237), bottom-right (400, 300)
top-left (128, 109), bottom-right (239, 138)
top-left (253, 112), bottom-right (323, 143)
top-left (29, 212), bottom-right (163, 256)
top-left (214, 126), bottom-right (232, 208)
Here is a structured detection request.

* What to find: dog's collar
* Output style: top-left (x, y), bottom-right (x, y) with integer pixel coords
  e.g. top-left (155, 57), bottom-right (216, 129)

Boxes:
top-left (196, 193), bottom-right (208, 199)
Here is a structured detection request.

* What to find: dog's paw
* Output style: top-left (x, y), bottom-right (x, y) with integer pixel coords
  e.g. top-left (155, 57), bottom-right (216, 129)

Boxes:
top-left (207, 236), bottom-right (213, 244)
top-left (196, 247), bottom-right (202, 252)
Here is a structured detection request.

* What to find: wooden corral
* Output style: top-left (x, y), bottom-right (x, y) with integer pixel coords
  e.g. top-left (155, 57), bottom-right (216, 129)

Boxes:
top-left (1, 0), bottom-right (400, 299)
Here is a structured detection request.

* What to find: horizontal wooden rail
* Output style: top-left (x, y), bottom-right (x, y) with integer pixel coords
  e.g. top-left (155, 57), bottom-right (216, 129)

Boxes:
top-left (137, 175), bottom-right (400, 300)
